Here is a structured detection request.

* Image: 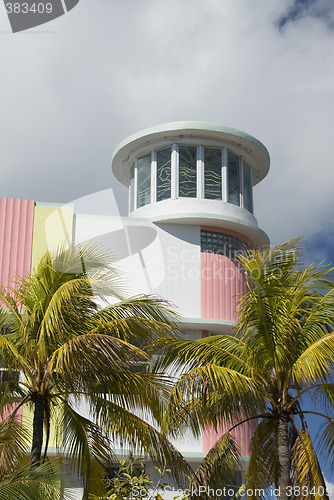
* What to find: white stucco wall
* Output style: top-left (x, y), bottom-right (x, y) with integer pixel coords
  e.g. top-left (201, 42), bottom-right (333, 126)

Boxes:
top-left (73, 215), bottom-right (201, 319)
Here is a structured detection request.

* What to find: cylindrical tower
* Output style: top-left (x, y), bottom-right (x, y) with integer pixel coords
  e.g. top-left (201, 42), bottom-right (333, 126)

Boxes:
top-left (112, 121), bottom-right (270, 464)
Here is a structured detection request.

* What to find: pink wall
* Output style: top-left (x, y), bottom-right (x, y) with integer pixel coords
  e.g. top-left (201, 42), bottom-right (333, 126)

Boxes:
top-left (201, 252), bottom-right (247, 321)
top-left (0, 198), bottom-right (35, 291)
top-left (200, 226), bottom-right (249, 322)
top-left (200, 226), bottom-right (253, 455)
top-left (202, 419), bottom-right (257, 457)
top-left (0, 198), bottom-right (34, 426)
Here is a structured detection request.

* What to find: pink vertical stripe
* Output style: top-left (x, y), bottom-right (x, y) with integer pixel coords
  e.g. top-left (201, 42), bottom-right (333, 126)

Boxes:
top-left (201, 252), bottom-right (247, 321)
top-left (203, 419), bottom-right (257, 457)
top-left (0, 198), bottom-right (35, 291)
top-left (200, 227), bottom-right (252, 455)
top-left (0, 198), bottom-right (34, 426)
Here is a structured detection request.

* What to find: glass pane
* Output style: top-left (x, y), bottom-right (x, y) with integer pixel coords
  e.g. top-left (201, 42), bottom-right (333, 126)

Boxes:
top-left (157, 148), bottom-right (171, 202)
top-left (137, 154), bottom-right (151, 208)
top-left (179, 146), bottom-right (197, 198)
top-left (228, 152), bottom-right (240, 206)
top-left (130, 164), bottom-right (135, 212)
top-left (201, 230), bottom-right (249, 258)
top-left (243, 162), bottom-right (253, 213)
top-left (204, 148), bottom-right (222, 199)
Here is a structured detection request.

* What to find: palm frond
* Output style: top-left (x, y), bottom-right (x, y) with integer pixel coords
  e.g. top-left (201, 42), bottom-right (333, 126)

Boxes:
top-left (56, 399), bottom-right (111, 498)
top-left (316, 417), bottom-right (334, 473)
top-left (0, 459), bottom-right (74, 500)
top-left (84, 394), bottom-right (192, 486)
top-left (292, 332), bottom-right (334, 386)
top-left (162, 364), bottom-right (263, 441)
top-left (246, 417), bottom-right (279, 495)
top-left (88, 296), bottom-right (181, 344)
top-left (48, 334), bottom-right (148, 387)
top-left (291, 427), bottom-right (328, 498)
top-left (151, 335), bottom-right (249, 375)
top-left (190, 432), bottom-right (241, 500)
top-left (0, 418), bottom-right (31, 480)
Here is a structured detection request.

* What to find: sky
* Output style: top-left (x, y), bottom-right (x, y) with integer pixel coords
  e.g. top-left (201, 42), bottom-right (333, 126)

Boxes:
top-left (1, 0), bottom-right (334, 487)
top-left (1, 0), bottom-right (334, 260)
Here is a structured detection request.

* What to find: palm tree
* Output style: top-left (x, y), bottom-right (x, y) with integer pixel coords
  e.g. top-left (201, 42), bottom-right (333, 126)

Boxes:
top-left (156, 240), bottom-right (334, 499)
top-left (0, 244), bottom-right (188, 498)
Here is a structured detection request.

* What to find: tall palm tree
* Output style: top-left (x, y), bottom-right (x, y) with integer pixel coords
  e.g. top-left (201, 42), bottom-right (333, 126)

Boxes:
top-left (156, 240), bottom-right (334, 499)
top-left (0, 244), bottom-right (188, 498)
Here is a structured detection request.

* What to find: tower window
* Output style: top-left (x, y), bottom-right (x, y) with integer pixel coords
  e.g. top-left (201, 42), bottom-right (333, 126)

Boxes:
top-left (129, 144), bottom-right (254, 214)
top-left (137, 154), bottom-right (151, 208)
top-left (242, 161), bottom-right (253, 213)
top-left (201, 230), bottom-right (249, 259)
top-left (204, 148), bottom-right (222, 200)
top-left (157, 148), bottom-right (172, 202)
top-left (178, 146), bottom-right (197, 198)
top-left (228, 152), bottom-right (240, 206)
top-left (129, 165), bottom-right (135, 213)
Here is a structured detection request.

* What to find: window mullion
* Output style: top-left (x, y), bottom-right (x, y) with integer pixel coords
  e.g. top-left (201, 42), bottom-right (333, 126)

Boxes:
top-left (222, 148), bottom-right (227, 203)
top-left (197, 146), bottom-right (204, 199)
top-left (240, 157), bottom-right (244, 208)
top-left (134, 159), bottom-right (138, 211)
top-left (171, 144), bottom-right (178, 199)
top-left (151, 151), bottom-right (156, 203)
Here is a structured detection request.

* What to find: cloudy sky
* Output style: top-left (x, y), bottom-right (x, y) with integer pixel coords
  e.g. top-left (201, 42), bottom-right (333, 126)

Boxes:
top-left (1, 0), bottom-right (334, 487)
top-left (1, 0), bottom-right (334, 259)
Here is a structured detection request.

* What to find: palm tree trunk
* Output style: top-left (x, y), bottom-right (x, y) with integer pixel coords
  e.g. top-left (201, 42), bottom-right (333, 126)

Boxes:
top-left (278, 415), bottom-right (290, 498)
top-left (42, 415), bottom-right (50, 464)
top-left (31, 394), bottom-right (45, 465)
top-left (43, 401), bottom-right (51, 463)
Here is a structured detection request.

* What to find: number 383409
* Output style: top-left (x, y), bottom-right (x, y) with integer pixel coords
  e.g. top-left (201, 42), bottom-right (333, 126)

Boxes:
top-left (5, 3), bottom-right (53, 14)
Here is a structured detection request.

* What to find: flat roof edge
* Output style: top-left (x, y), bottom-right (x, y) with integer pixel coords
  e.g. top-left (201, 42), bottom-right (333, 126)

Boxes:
top-left (112, 121), bottom-right (270, 162)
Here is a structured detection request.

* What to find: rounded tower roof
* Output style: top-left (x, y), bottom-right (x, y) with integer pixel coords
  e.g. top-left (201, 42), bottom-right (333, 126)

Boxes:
top-left (112, 121), bottom-right (270, 186)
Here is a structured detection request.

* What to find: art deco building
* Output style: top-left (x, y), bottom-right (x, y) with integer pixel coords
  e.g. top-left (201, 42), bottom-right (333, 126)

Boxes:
top-left (0, 121), bottom-right (270, 497)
